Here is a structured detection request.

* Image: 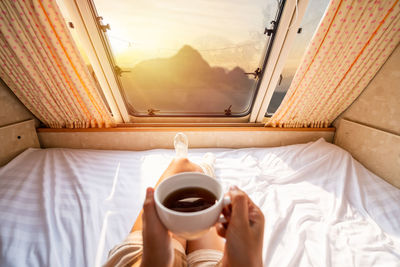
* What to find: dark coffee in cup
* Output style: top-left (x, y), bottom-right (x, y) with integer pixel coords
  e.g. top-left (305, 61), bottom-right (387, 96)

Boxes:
top-left (163, 187), bottom-right (217, 212)
top-left (155, 173), bottom-right (230, 240)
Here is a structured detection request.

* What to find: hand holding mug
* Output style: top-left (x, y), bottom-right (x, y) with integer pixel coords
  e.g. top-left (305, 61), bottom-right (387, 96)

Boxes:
top-left (154, 172), bottom-right (230, 240)
top-left (140, 188), bottom-right (173, 267)
top-left (216, 186), bottom-right (265, 267)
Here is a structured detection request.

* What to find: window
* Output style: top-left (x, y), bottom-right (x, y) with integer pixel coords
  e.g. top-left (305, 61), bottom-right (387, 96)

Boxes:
top-left (91, 0), bottom-right (282, 117)
top-left (61, 0), bottom-right (323, 123)
top-left (265, 0), bottom-right (330, 116)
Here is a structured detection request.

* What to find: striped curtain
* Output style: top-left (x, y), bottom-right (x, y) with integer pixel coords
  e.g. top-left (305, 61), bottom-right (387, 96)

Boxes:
top-left (268, 0), bottom-right (400, 128)
top-left (0, 0), bottom-right (114, 128)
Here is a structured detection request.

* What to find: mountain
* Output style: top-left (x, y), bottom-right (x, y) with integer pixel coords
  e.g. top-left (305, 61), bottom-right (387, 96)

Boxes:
top-left (120, 45), bottom-right (256, 114)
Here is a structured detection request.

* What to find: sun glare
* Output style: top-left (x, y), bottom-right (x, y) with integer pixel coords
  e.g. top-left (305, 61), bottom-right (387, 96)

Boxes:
top-left (93, 0), bottom-right (278, 70)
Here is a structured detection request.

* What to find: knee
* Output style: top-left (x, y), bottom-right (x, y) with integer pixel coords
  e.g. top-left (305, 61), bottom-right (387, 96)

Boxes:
top-left (169, 157), bottom-right (202, 173)
top-left (171, 157), bottom-right (190, 166)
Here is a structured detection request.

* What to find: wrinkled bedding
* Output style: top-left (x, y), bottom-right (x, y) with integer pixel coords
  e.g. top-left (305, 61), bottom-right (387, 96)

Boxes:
top-left (0, 139), bottom-right (399, 266)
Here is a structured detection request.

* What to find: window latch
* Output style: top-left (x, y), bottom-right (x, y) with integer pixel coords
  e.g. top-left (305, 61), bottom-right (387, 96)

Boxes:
top-left (114, 66), bottom-right (131, 77)
top-left (244, 68), bottom-right (261, 79)
top-left (224, 105), bottom-right (232, 116)
top-left (97, 16), bottom-right (111, 32)
top-left (264, 20), bottom-right (277, 36)
top-left (147, 108), bottom-right (160, 116)
top-left (278, 74), bottom-right (283, 85)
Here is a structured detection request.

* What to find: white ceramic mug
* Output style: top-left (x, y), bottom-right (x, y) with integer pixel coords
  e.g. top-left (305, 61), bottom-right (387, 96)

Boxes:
top-left (154, 172), bottom-right (230, 240)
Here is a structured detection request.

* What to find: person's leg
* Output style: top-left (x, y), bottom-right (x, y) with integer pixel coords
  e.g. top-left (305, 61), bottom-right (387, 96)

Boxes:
top-left (131, 157), bottom-right (204, 230)
top-left (131, 157), bottom-right (204, 250)
top-left (186, 226), bottom-right (224, 254)
top-left (185, 152), bottom-right (224, 254)
top-left (131, 133), bottom-right (224, 256)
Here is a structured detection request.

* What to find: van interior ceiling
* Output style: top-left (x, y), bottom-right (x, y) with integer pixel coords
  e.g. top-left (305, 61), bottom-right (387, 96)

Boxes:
top-left (0, 0), bottom-right (399, 266)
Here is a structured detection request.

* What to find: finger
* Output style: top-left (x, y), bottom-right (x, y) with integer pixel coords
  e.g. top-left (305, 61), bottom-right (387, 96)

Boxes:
top-left (143, 187), bottom-right (155, 213)
top-left (247, 197), bottom-right (263, 218)
top-left (222, 205), bottom-right (231, 220)
top-left (142, 188), bottom-right (162, 226)
top-left (246, 195), bottom-right (258, 210)
top-left (229, 186), bottom-right (249, 227)
top-left (142, 187), bottom-right (169, 235)
top-left (249, 205), bottom-right (265, 229)
top-left (142, 188), bottom-right (154, 228)
top-left (215, 223), bottom-right (227, 238)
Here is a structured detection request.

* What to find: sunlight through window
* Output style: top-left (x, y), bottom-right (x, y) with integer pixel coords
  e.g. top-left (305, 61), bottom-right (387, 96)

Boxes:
top-left (92, 0), bottom-right (281, 116)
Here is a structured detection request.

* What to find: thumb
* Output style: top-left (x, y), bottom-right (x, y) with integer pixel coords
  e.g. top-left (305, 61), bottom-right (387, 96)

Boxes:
top-left (144, 187), bottom-right (154, 205)
top-left (143, 187), bottom-right (157, 218)
top-left (142, 187), bottom-right (168, 231)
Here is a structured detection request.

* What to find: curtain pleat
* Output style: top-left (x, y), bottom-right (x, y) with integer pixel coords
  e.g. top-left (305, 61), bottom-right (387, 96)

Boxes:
top-left (0, 0), bottom-right (115, 128)
top-left (267, 0), bottom-right (400, 128)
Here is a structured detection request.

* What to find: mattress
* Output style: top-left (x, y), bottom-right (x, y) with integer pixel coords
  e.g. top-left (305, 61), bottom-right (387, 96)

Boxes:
top-left (0, 139), bottom-right (399, 266)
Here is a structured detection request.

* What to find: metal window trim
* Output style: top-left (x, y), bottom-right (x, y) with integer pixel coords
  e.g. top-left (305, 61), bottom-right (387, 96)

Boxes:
top-left (251, 0), bottom-right (311, 122)
top-left (63, 0), bottom-right (130, 123)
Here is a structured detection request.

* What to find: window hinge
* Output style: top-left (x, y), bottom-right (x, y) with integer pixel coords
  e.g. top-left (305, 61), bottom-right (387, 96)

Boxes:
top-left (264, 20), bottom-right (277, 36)
top-left (114, 66), bottom-right (131, 77)
top-left (224, 105), bottom-right (232, 116)
top-left (278, 74), bottom-right (283, 85)
top-left (244, 68), bottom-right (261, 79)
top-left (147, 108), bottom-right (160, 116)
top-left (97, 16), bottom-right (111, 32)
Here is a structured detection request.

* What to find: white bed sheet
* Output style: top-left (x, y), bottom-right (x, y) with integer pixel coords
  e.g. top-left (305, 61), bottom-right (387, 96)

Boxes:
top-left (0, 139), bottom-right (399, 267)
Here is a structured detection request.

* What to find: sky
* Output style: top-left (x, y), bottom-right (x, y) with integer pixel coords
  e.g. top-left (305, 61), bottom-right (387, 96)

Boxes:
top-left (59, 0), bottom-right (329, 91)
top-left (93, 0), bottom-right (279, 70)
top-left (59, 0), bottom-right (329, 83)
top-left (282, 0), bottom-right (330, 75)
top-left (274, 0), bottom-right (330, 93)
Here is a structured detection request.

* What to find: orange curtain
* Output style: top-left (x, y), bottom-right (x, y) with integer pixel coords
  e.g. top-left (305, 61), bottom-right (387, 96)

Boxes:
top-left (0, 0), bottom-right (114, 128)
top-left (268, 0), bottom-right (400, 128)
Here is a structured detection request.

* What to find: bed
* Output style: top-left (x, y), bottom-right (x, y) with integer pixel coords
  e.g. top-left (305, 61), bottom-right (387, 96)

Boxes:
top-left (0, 138), bottom-right (399, 266)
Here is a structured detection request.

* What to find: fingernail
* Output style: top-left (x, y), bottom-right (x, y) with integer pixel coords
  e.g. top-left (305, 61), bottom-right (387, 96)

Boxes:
top-left (146, 187), bottom-right (153, 196)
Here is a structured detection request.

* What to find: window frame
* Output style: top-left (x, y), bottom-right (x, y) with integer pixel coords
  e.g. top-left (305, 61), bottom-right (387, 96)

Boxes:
top-left (250, 0), bottom-right (313, 123)
top-left (63, 0), bottom-right (310, 124)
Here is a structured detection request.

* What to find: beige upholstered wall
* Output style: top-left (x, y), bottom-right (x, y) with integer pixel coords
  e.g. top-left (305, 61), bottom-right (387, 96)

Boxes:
top-left (38, 128), bottom-right (334, 150)
top-left (0, 80), bottom-right (40, 165)
top-left (334, 45), bottom-right (400, 188)
top-left (335, 120), bottom-right (400, 188)
top-left (334, 45), bottom-right (400, 134)
top-left (0, 120), bottom-right (40, 166)
top-left (0, 79), bottom-right (38, 127)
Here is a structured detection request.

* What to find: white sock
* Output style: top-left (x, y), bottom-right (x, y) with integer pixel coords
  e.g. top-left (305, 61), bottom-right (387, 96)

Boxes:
top-left (174, 133), bottom-right (216, 177)
top-left (199, 152), bottom-right (216, 178)
top-left (174, 132), bottom-right (188, 158)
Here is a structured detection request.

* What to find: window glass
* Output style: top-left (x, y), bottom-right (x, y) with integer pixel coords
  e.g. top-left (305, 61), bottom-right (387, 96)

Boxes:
top-left (265, 0), bottom-right (330, 116)
top-left (93, 0), bottom-right (280, 116)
